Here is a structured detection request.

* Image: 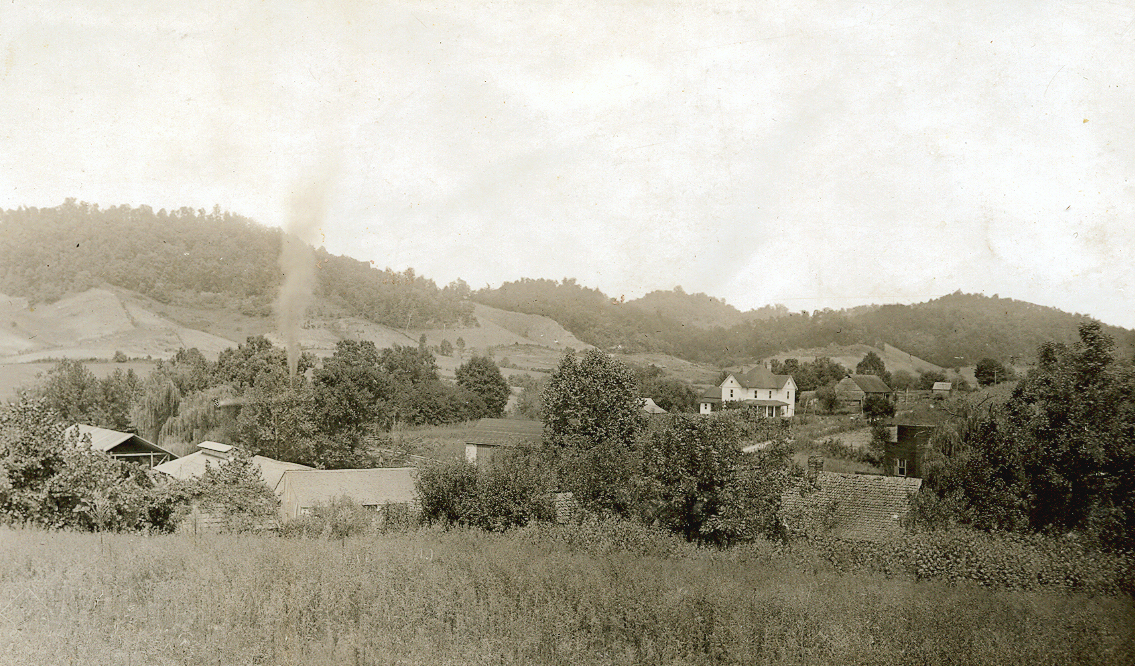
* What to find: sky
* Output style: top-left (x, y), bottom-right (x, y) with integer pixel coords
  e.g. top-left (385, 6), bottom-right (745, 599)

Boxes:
top-left (2, 1), bottom-right (1133, 327)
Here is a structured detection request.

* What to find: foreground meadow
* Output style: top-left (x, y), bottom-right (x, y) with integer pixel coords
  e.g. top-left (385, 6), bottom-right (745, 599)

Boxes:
top-left (0, 526), bottom-right (1131, 666)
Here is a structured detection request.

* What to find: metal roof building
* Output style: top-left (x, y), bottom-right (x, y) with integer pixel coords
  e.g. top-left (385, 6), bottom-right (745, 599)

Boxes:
top-left (276, 467), bottom-right (418, 520)
top-left (153, 441), bottom-right (311, 490)
top-left (66, 424), bottom-right (177, 468)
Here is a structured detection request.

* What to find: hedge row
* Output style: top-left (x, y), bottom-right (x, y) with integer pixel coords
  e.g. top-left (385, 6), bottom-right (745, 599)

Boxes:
top-left (736, 528), bottom-right (1134, 596)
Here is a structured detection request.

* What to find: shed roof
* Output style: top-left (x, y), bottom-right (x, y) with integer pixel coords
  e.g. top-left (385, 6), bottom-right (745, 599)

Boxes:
top-left (781, 472), bottom-right (922, 542)
top-left (699, 386), bottom-right (722, 401)
top-left (66, 424), bottom-right (176, 457)
top-left (850, 374), bottom-right (893, 394)
top-left (465, 418), bottom-right (544, 448)
top-left (932, 382), bottom-right (953, 391)
top-left (733, 367), bottom-right (792, 390)
top-left (152, 443), bottom-right (310, 490)
top-left (641, 397), bottom-right (668, 414)
top-left (277, 467), bottom-right (418, 507)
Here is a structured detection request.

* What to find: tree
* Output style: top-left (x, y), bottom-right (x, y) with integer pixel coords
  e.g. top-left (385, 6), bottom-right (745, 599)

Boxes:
top-left (35, 360), bottom-right (140, 432)
top-left (438, 339), bottom-right (454, 356)
top-left (856, 351), bottom-right (886, 377)
top-left (862, 393), bottom-right (895, 422)
top-left (635, 365), bottom-right (698, 413)
top-left (0, 395), bottom-right (69, 523)
top-left (917, 369), bottom-right (948, 391)
top-left (542, 349), bottom-right (644, 449)
top-left (455, 355), bottom-right (511, 418)
top-left (640, 414), bottom-right (797, 545)
top-left (191, 446), bottom-right (280, 533)
top-left (975, 357), bottom-right (1008, 386)
top-left (313, 340), bottom-right (395, 436)
top-left (816, 384), bottom-right (839, 413)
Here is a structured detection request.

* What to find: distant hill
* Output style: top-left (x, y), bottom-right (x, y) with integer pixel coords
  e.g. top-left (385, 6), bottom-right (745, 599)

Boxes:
top-left (765, 343), bottom-right (943, 378)
top-left (0, 201), bottom-right (473, 330)
top-left (474, 281), bottom-right (1135, 368)
top-left (4, 201), bottom-right (1131, 370)
top-left (624, 289), bottom-right (788, 329)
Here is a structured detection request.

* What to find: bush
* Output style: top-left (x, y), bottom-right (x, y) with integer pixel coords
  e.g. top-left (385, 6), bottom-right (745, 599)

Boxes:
top-left (280, 496), bottom-right (377, 539)
top-left (416, 451), bottom-right (553, 531)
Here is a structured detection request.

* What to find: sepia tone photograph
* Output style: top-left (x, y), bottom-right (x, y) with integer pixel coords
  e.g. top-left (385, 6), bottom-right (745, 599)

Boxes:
top-left (1, 1), bottom-right (1133, 664)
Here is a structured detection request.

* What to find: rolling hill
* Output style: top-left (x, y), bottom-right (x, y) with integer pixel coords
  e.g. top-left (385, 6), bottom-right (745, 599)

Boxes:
top-left (3, 201), bottom-right (1132, 372)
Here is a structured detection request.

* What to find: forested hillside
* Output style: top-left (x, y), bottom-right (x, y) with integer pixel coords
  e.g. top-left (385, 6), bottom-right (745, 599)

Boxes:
top-left (0, 201), bottom-right (473, 329)
top-left (475, 281), bottom-right (1135, 367)
top-left (3, 201), bottom-right (1129, 368)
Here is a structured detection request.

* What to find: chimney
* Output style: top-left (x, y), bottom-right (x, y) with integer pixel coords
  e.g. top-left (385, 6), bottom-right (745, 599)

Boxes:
top-left (807, 455), bottom-right (824, 479)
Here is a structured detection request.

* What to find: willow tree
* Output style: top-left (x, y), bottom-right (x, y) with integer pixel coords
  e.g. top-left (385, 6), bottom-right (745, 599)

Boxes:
top-left (132, 374), bottom-right (181, 446)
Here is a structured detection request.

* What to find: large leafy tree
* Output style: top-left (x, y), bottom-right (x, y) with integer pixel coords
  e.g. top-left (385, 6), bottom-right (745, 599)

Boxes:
top-left (542, 349), bottom-right (644, 449)
top-left (35, 359), bottom-right (140, 431)
top-left (975, 357), bottom-right (1009, 386)
top-left (455, 355), bottom-right (510, 418)
top-left (856, 351), bottom-right (886, 377)
top-left (313, 339), bottom-right (395, 436)
top-left (922, 322), bottom-right (1135, 549)
top-left (640, 413), bottom-right (798, 545)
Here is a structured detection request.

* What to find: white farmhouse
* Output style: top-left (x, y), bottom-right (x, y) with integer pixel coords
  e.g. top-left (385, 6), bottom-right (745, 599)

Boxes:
top-left (699, 366), bottom-right (797, 417)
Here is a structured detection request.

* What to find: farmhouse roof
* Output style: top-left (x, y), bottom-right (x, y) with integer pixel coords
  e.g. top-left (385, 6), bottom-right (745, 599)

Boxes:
top-left (699, 386), bottom-right (722, 402)
top-left (66, 424), bottom-right (176, 458)
top-left (733, 367), bottom-right (792, 390)
top-left (465, 418), bottom-right (544, 448)
top-left (152, 443), bottom-right (311, 490)
top-left (932, 382), bottom-right (952, 391)
top-left (276, 467), bottom-right (418, 516)
top-left (850, 374), bottom-right (893, 394)
top-left (781, 472), bottom-right (922, 542)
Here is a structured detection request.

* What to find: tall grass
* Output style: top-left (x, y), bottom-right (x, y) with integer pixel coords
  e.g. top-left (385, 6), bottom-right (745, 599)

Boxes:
top-left (1, 526), bottom-right (1131, 665)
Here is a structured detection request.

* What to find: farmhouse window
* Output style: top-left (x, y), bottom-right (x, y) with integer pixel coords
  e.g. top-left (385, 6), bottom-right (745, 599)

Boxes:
top-left (896, 458), bottom-right (908, 477)
top-left (729, 389), bottom-right (734, 398)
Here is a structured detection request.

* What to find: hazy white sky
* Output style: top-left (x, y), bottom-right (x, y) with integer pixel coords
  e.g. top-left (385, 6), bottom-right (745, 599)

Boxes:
top-left (2, 1), bottom-right (1133, 327)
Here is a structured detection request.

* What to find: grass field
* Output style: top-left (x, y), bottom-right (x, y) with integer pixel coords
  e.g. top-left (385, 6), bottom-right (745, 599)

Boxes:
top-left (1, 526), bottom-right (1131, 666)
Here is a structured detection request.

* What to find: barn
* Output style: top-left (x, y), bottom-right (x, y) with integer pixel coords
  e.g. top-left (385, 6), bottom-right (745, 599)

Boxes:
top-left (152, 441), bottom-right (311, 489)
top-left (276, 467), bottom-right (419, 522)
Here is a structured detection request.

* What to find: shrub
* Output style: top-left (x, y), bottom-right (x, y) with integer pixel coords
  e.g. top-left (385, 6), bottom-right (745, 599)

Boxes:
top-left (280, 496), bottom-right (376, 539)
top-left (416, 451), bottom-right (553, 531)
top-left (791, 528), bottom-right (1135, 596)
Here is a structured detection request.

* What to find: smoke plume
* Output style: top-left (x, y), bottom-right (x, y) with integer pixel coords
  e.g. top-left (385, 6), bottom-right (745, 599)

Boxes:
top-left (276, 182), bottom-right (326, 378)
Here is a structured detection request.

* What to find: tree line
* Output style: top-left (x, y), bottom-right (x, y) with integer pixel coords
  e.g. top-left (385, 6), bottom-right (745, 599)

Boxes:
top-left (474, 280), bottom-right (1134, 368)
top-left (20, 336), bottom-right (511, 469)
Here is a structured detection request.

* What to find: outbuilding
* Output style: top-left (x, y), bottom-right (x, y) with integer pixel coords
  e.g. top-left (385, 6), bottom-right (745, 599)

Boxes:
top-left (66, 424), bottom-right (177, 468)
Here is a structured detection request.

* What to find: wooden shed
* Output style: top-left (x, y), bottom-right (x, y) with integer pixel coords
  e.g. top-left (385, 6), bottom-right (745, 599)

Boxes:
top-left (66, 424), bottom-right (177, 468)
top-left (464, 418), bottom-right (544, 469)
top-left (834, 375), bottom-right (894, 408)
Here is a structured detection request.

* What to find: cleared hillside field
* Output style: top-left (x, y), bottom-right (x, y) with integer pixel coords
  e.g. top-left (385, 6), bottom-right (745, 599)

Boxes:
top-left (1, 527), bottom-right (1130, 666)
